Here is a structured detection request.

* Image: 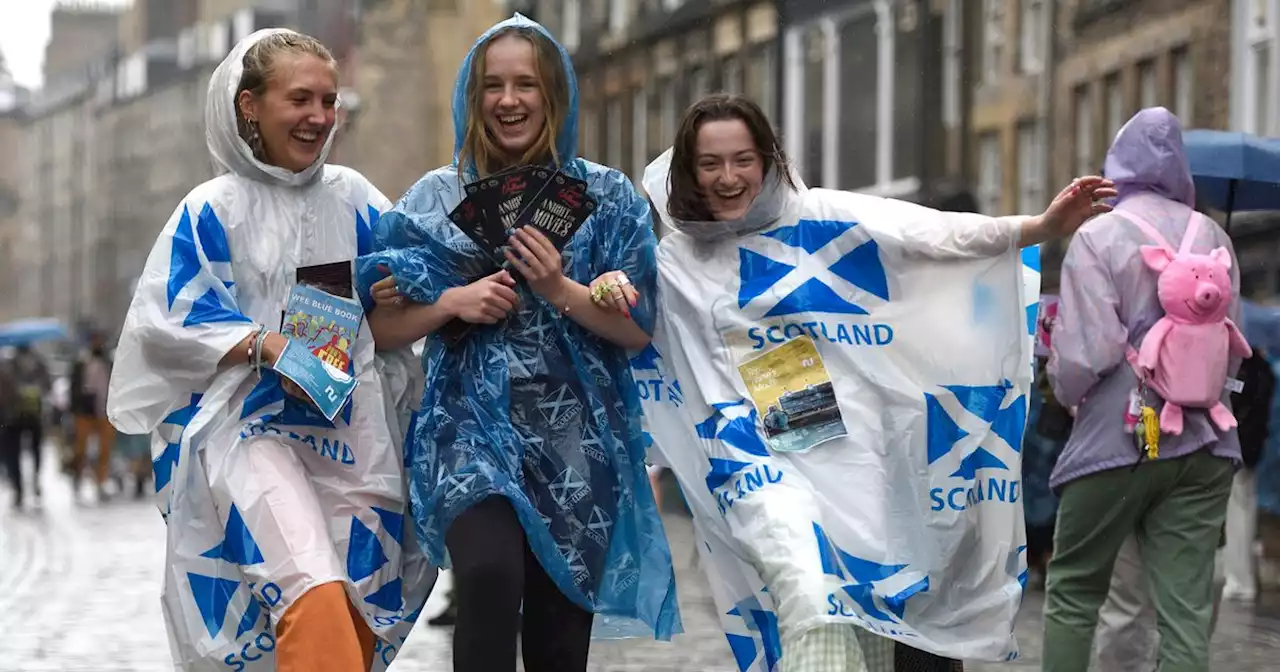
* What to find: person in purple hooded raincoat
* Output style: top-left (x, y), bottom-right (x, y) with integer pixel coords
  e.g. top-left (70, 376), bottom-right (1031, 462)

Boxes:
top-left (1044, 107), bottom-right (1243, 672)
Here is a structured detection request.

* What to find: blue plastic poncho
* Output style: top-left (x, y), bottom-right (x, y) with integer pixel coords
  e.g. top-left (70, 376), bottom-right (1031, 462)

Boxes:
top-left (356, 14), bottom-right (681, 640)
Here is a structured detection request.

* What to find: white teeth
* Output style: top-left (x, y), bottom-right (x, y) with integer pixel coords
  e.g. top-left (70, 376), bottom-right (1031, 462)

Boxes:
top-left (292, 131), bottom-right (319, 142)
top-left (499, 115), bottom-right (527, 125)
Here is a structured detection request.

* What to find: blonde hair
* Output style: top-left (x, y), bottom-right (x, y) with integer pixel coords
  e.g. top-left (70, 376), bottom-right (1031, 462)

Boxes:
top-left (235, 32), bottom-right (337, 157)
top-left (457, 27), bottom-right (570, 178)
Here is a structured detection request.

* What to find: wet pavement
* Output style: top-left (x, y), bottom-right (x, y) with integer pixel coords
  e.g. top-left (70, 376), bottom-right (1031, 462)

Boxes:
top-left (4, 453), bottom-right (1280, 671)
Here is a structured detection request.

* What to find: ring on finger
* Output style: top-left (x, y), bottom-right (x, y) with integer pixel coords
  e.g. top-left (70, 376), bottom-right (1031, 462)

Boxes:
top-left (592, 282), bottom-right (615, 303)
top-left (616, 273), bottom-right (631, 287)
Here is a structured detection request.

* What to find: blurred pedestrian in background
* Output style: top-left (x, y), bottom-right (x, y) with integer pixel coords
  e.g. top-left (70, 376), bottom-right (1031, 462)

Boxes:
top-left (69, 331), bottom-right (114, 500)
top-left (1045, 108), bottom-right (1242, 672)
top-left (2, 344), bottom-right (50, 508)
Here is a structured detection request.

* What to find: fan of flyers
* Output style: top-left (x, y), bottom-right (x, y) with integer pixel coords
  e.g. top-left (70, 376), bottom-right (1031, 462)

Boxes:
top-left (440, 165), bottom-right (598, 345)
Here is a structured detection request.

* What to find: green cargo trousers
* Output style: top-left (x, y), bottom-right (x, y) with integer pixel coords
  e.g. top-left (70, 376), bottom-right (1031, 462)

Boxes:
top-left (1042, 450), bottom-right (1233, 672)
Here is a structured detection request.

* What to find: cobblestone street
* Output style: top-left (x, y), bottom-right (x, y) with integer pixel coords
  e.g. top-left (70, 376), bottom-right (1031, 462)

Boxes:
top-left (4, 455), bottom-right (1280, 671)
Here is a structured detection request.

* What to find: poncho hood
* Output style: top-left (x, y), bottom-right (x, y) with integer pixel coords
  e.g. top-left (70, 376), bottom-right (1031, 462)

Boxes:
top-left (205, 28), bottom-right (338, 188)
top-left (450, 14), bottom-right (579, 173)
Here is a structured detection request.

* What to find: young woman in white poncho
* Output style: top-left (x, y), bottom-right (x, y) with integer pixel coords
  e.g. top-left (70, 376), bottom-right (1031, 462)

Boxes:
top-left (630, 94), bottom-right (1117, 671)
top-left (107, 30), bottom-right (432, 672)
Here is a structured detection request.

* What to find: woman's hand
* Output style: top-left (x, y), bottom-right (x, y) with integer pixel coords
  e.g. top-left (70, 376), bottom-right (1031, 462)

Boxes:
top-left (371, 265), bottom-right (405, 309)
top-left (588, 271), bottom-right (639, 320)
top-left (254, 332), bottom-right (309, 401)
top-left (1024, 176), bottom-right (1118, 245)
top-left (438, 270), bottom-right (520, 324)
top-left (505, 226), bottom-right (568, 303)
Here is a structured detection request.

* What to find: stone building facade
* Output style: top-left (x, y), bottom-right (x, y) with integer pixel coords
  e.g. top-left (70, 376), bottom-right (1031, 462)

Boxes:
top-left (0, 72), bottom-right (27, 322)
top-left (1040, 0), bottom-right (1232, 287)
top-left (517, 0), bottom-right (778, 210)
top-left (342, 0), bottom-right (509, 200)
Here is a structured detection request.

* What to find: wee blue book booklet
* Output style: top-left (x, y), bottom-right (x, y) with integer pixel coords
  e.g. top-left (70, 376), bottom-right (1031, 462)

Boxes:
top-left (274, 284), bottom-right (362, 422)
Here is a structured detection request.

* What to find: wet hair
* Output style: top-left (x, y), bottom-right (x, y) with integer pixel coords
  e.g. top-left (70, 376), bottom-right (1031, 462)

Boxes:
top-left (938, 190), bottom-right (979, 213)
top-left (667, 94), bottom-right (798, 221)
top-left (234, 32), bottom-right (336, 157)
top-left (458, 27), bottom-right (570, 177)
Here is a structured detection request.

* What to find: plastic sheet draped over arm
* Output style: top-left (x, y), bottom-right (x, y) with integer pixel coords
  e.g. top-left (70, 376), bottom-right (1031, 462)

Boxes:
top-left (1048, 228), bottom-right (1128, 407)
top-left (596, 169), bottom-right (659, 335)
top-left (827, 191), bottom-right (1025, 260)
top-left (355, 170), bottom-right (479, 310)
top-left (108, 198), bottom-right (257, 434)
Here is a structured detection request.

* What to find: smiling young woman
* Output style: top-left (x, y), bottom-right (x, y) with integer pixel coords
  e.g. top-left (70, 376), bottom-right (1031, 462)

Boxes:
top-left (357, 13), bottom-right (681, 672)
top-left (627, 93), bottom-right (1119, 671)
top-left (106, 30), bottom-right (433, 672)
top-left (234, 36), bottom-right (338, 173)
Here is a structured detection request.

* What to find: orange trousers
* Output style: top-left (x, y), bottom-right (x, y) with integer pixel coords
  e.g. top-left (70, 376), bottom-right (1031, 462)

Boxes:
top-left (276, 581), bottom-right (375, 672)
top-left (73, 415), bottom-right (115, 485)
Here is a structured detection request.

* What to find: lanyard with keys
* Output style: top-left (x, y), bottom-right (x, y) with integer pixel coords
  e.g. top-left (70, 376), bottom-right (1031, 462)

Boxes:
top-left (1130, 376), bottom-right (1160, 470)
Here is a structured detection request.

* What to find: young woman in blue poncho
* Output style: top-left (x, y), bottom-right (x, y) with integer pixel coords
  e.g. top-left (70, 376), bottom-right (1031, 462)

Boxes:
top-left (358, 14), bottom-right (681, 672)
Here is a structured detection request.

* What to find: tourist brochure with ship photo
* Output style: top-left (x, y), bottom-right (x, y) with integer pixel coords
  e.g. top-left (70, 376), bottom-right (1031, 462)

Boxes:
top-left (276, 278), bottom-right (361, 422)
top-left (738, 336), bottom-right (847, 453)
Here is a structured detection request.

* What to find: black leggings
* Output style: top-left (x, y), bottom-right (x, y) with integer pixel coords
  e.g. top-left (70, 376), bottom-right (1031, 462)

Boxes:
top-left (446, 496), bottom-right (594, 672)
top-left (3, 416), bottom-right (43, 503)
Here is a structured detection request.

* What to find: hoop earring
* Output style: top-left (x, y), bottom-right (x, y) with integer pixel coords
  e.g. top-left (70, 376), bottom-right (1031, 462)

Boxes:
top-left (247, 119), bottom-right (265, 160)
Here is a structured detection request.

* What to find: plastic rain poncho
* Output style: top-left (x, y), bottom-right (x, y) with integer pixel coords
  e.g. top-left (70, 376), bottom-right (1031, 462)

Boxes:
top-left (634, 149), bottom-right (1041, 666)
top-left (354, 14), bottom-right (681, 640)
top-left (107, 29), bottom-right (435, 671)
top-left (1048, 108), bottom-right (1242, 490)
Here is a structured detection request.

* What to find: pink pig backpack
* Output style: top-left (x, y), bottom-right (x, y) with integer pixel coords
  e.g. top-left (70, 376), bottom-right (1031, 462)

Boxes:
top-left (1113, 209), bottom-right (1253, 436)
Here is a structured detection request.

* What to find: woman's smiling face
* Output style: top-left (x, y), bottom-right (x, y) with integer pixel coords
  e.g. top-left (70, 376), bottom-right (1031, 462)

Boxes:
top-left (694, 119), bottom-right (765, 221)
top-left (240, 52), bottom-right (337, 172)
top-left (480, 34), bottom-right (547, 159)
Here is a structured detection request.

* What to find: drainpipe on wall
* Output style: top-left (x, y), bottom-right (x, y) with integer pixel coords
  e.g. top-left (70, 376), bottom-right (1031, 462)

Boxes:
top-left (1038, 0), bottom-right (1057, 289)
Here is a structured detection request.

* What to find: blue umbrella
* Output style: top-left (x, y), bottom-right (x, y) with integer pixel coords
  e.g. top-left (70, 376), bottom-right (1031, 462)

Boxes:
top-left (1183, 130), bottom-right (1280, 227)
top-left (0, 318), bottom-right (69, 347)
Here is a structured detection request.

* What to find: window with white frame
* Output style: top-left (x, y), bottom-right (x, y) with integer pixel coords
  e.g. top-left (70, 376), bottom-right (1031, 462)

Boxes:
top-left (1171, 46), bottom-right (1193, 123)
top-left (689, 66), bottom-right (709, 103)
top-left (720, 56), bottom-right (742, 95)
top-left (581, 105), bottom-right (598, 159)
top-left (744, 44), bottom-right (775, 119)
top-left (943, 0), bottom-right (962, 129)
top-left (784, 9), bottom-right (898, 193)
top-left (1074, 85), bottom-right (1095, 177)
top-left (647, 86), bottom-right (663, 158)
top-left (978, 133), bottom-right (1003, 215)
top-left (1019, 0), bottom-right (1045, 74)
top-left (660, 77), bottom-right (677, 143)
top-left (607, 98), bottom-right (624, 167)
top-left (801, 23), bottom-right (827, 185)
top-left (1138, 60), bottom-right (1158, 109)
top-left (609, 0), bottom-right (630, 35)
top-left (1017, 122), bottom-right (1045, 212)
top-left (1252, 43), bottom-right (1273, 134)
top-left (632, 87), bottom-right (648, 179)
top-left (1104, 74), bottom-right (1124, 142)
top-left (982, 0), bottom-right (1006, 83)
top-left (1244, 0), bottom-right (1276, 135)
top-left (563, 0), bottom-right (582, 52)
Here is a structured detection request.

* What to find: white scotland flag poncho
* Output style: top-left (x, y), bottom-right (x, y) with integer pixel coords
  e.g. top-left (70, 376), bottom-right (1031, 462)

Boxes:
top-left (107, 29), bottom-right (435, 671)
top-left (634, 150), bottom-right (1040, 669)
